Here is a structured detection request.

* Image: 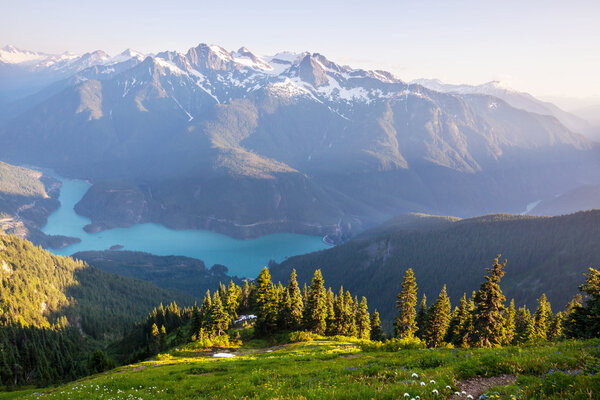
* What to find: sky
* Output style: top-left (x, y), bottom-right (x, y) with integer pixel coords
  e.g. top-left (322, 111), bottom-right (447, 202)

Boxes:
top-left (2, 0), bottom-right (600, 102)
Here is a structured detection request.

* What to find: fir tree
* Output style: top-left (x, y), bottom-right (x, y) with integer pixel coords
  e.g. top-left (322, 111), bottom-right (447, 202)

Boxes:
top-left (513, 306), bottom-right (532, 344)
top-left (446, 293), bottom-right (467, 345)
top-left (325, 288), bottom-right (336, 335)
top-left (426, 285), bottom-right (451, 347)
top-left (548, 312), bottom-right (563, 341)
top-left (416, 294), bottom-right (428, 340)
top-left (503, 299), bottom-right (516, 345)
top-left (356, 297), bottom-right (371, 339)
top-left (473, 256), bottom-right (507, 347)
top-left (532, 293), bottom-right (552, 340)
top-left (395, 268), bottom-right (418, 338)
top-left (343, 291), bottom-right (357, 337)
top-left (286, 269), bottom-right (304, 330)
top-left (210, 292), bottom-right (229, 336)
top-left (254, 267), bottom-right (278, 335)
top-left (225, 281), bottom-right (241, 322)
top-left (191, 305), bottom-right (202, 338)
top-left (333, 287), bottom-right (345, 335)
top-left (370, 310), bottom-right (382, 341)
top-left (199, 290), bottom-right (212, 330)
top-left (565, 268), bottom-right (600, 339)
top-left (305, 269), bottom-right (328, 334)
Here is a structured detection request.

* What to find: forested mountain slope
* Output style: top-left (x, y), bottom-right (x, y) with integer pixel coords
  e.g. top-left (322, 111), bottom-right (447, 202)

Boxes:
top-left (0, 161), bottom-right (77, 248)
top-left (270, 211), bottom-right (600, 320)
top-left (72, 250), bottom-right (241, 298)
top-left (0, 233), bottom-right (192, 339)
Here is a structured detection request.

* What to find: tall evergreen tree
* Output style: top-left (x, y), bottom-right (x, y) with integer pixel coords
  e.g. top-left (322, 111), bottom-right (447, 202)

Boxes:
top-left (356, 297), bottom-right (371, 339)
top-left (253, 267), bottom-right (278, 335)
top-left (426, 285), bottom-right (451, 347)
top-left (395, 268), bottom-right (418, 338)
top-left (369, 310), bottom-right (381, 341)
top-left (446, 293), bottom-right (467, 345)
top-left (503, 299), bottom-right (516, 345)
top-left (416, 294), bottom-right (428, 340)
top-left (210, 292), bottom-right (228, 336)
top-left (343, 291), bottom-right (357, 337)
top-left (199, 290), bottom-right (212, 330)
top-left (565, 268), bottom-right (600, 339)
top-left (333, 287), bottom-right (345, 335)
top-left (473, 256), bottom-right (507, 347)
top-left (286, 269), bottom-right (304, 330)
top-left (513, 306), bottom-right (532, 344)
top-left (548, 312), bottom-right (563, 341)
top-left (305, 270), bottom-right (328, 334)
top-left (225, 281), bottom-right (241, 322)
top-left (325, 288), bottom-right (336, 335)
top-left (532, 293), bottom-right (552, 340)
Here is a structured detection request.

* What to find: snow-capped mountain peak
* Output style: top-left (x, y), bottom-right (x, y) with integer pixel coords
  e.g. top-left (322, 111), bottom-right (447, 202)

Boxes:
top-left (0, 45), bottom-right (49, 64)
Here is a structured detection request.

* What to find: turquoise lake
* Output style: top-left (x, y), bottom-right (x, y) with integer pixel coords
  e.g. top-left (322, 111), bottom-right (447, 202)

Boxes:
top-left (42, 176), bottom-right (329, 277)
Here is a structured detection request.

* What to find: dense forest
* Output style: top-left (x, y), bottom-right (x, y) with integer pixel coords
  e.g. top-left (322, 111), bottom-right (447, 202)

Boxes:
top-left (72, 250), bottom-right (242, 298)
top-left (0, 233), bottom-right (194, 386)
top-left (271, 211), bottom-right (600, 320)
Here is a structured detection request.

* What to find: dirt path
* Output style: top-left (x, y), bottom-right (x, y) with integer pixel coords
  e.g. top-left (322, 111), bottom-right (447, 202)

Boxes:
top-left (451, 374), bottom-right (516, 399)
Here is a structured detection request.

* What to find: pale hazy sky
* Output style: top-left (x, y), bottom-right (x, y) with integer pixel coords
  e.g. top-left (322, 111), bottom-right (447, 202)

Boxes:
top-left (2, 0), bottom-right (599, 100)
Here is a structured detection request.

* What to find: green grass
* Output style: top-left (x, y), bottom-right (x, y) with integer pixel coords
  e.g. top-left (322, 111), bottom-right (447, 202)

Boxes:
top-left (2, 338), bottom-right (599, 399)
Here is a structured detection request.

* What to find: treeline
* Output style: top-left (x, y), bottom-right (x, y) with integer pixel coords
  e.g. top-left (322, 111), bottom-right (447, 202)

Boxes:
top-left (394, 255), bottom-right (599, 348)
top-left (119, 268), bottom-right (382, 362)
top-left (0, 326), bottom-right (89, 388)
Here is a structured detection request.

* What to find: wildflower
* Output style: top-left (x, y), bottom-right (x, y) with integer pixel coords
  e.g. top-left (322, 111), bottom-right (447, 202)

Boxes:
top-left (455, 392), bottom-right (460, 396)
top-left (420, 381), bottom-right (426, 386)
top-left (412, 373), bottom-right (419, 378)
top-left (446, 385), bottom-right (452, 389)
top-left (467, 396), bottom-right (473, 399)
top-left (430, 380), bottom-right (436, 384)
top-left (404, 394), bottom-right (410, 398)
top-left (432, 389), bottom-right (439, 395)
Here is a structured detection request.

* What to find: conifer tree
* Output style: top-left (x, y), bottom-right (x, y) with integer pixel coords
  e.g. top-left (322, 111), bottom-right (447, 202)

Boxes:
top-left (503, 299), bottom-right (516, 345)
top-left (344, 290), bottom-right (357, 337)
top-left (548, 312), bottom-right (563, 341)
top-left (210, 292), bottom-right (228, 336)
top-left (333, 287), bottom-right (345, 335)
top-left (473, 256), bottom-right (507, 347)
top-left (416, 294), bottom-right (428, 340)
top-left (426, 285), bottom-right (451, 347)
top-left (325, 288), bottom-right (336, 335)
top-left (254, 267), bottom-right (279, 335)
top-left (306, 269), bottom-right (328, 334)
top-left (225, 281), bottom-right (241, 322)
top-left (286, 270), bottom-right (304, 330)
top-left (199, 290), bottom-right (212, 330)
top-left (532, 293), bottom-right (552, 340)
top-left (370, 310), bottom-right (382, 341)
top-left (513, 306), bottom-right (532, 344)
top-left (240, 280), bottom-right (251, 314)
top-left (395, 268), bottom-right (418, 338)
top-left (446, 293), bottom-right (467, 345)
top-left (191, 305), bottom-right (202, 338)
top-left (159, 325), bottom-right (167, 350)
top-left (565, 268), bottom-right (600, 338)
top-left (149, 323), bottom-right (160, 353)
top-left (356, 297), bottom-right (371, 339)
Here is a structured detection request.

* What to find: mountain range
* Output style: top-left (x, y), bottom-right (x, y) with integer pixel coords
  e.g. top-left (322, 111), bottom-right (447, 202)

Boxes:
top-left (1, 44), bottom-right (599, 241)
